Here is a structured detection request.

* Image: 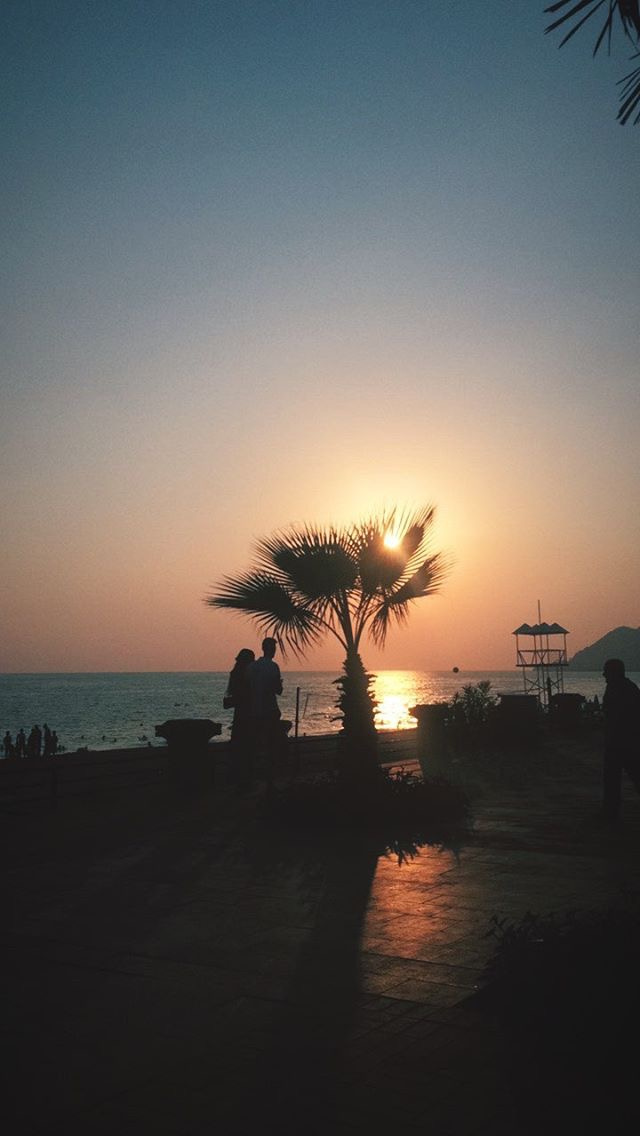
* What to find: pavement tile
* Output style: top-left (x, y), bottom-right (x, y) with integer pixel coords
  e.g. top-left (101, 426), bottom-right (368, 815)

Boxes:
top-left (381, 977), bottom-right (476, 1005)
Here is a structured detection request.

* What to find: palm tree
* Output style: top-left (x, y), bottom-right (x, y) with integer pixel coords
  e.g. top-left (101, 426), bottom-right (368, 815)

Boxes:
top-left (545, 1), bottom-right (640, 123)
top-left (206, 505), bottom-right (448, 780)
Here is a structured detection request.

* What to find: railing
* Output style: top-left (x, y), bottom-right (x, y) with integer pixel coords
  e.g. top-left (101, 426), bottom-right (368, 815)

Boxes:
top-left (0, 746), bottom-right (170, 806)
top-left (0, 729), bottom-right (421, 806)
top-left (516, 648), bottom-right (567, 666)
top-left (288, 728), bottom-right (419, 772)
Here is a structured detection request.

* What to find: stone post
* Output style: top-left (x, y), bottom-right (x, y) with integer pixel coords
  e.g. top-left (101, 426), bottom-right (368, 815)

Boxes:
top-left (409, 704), bottom-right (448, 778)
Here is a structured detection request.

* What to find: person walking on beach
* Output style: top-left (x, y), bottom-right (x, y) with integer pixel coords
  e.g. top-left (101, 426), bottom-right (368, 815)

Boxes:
top-left (224, 648), bottom-right (255, 791)
top-left (3, 731), bottom-right (13, 759)
top-left (249, 637), bottom-right (283, 791)
top-left (601, 658), bottom-right (640, 823)
top-left (15, 728), bottom-right (26, 759)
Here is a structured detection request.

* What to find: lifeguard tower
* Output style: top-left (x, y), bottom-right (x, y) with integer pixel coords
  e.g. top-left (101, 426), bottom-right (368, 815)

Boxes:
top-left (513, 616), bottom-right (569, 708)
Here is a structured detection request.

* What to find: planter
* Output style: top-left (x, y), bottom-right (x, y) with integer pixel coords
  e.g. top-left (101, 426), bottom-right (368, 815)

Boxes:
top-left (155, 718), bottom-right (222, 791)
top-left (549, 692), bottom-right (585, 729)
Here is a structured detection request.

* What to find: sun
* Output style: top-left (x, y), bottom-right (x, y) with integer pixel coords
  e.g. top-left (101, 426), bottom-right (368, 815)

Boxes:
top-left (383, 530), bottom-right (401, 549)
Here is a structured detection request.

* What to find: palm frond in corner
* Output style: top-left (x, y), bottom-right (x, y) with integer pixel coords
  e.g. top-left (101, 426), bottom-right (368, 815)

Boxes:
top-left (545, 1), bottom-right (615, 52)
top-left (545, 1), bottom-right (640, 121)
top-left (618, 54), bottom-right (640, 120)
top-left (545, 0), bottom-right (640, 49)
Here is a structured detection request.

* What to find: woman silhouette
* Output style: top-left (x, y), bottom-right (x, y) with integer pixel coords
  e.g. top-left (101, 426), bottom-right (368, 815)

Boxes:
top-left (224, 648), bottom-right (255, 790)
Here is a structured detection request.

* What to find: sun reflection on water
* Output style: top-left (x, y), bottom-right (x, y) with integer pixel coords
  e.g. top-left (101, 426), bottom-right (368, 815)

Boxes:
top-left (373, 670), bottom-right (445, 730)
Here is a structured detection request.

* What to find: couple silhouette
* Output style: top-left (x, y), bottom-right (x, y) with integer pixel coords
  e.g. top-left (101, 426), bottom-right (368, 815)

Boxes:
top-left (224, 637), bottom-right (283, 792)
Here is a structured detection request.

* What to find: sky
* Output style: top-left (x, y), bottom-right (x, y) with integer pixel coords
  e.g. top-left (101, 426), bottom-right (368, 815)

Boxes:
top-left (2, 1), bottom-right (639, 674)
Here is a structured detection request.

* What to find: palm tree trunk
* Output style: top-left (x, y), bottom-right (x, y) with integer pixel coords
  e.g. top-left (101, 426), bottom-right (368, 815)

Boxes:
top-left (335, 647), bottom-right (379, 781)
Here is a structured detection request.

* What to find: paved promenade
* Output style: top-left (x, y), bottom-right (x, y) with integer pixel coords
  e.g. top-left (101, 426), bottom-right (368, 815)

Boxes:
top-left (2, 730), bottom-right (638, 1134)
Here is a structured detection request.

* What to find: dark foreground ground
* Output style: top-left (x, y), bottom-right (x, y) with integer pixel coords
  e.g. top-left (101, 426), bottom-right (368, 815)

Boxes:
top-left (1, 727), bottom-right (639, 1135)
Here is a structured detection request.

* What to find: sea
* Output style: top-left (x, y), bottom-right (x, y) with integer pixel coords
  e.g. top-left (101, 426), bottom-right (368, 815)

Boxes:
top-left (0, 669), bottom-right (622, 756)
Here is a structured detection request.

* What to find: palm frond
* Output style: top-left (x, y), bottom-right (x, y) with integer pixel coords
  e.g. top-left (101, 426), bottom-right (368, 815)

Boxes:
top-left (618, 54), bottom-right (640, 120)
top-left (392, 553), bottom-right (449, 604)
top-left (395, 505), bottom-right (438, 576)
top-left (545, 1), bottom-right (640, 52)
top-left (545, 1), bottom-right (640, 122)
top-left (368, 594), bottom-right (412, 647)
top-left (357, 531), bottom-right (404, 593)
top-left (367, 554), bottom-right (449, 647)
top-left (619, 0), bottom-right (640, 38)
top-left (349, 504), bottom-right (438, 595)
top-left (545, 2), bottom-right (612, 51)
top-left (256, 525), bottom-right (358, 600)
top-left (205, 571), bottom-right (322, 654)
top-left (399, 517), bottom-right (432, 561)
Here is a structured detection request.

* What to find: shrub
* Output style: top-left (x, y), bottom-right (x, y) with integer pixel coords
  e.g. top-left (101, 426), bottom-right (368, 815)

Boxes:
top-left (483, 905), bottom-right (640, 1010)
top-left (263, 766), bottom-right (471, 858)
top-left (478, 905), bottom-right (640, 1127)
top-left (448, 680), bottom-right (498, 730)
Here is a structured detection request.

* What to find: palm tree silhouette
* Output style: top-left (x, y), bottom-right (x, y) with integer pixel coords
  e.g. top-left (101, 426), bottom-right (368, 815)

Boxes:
top-left (207, 505), bottom-right (448, 779)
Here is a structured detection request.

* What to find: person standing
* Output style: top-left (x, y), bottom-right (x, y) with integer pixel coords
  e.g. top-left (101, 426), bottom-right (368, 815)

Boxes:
top-left (224, 648), bottom-right (255, 791)
top-left (249, 637), bottom-right (283, 790)
top-left (601, 658), bottom-right (640, 823)
top-left (15, 728), bottom-right (26, 759)
top-left (27, 725), bottom-right (42, 759)
top-left (3, 731), bottom-right (13, 759)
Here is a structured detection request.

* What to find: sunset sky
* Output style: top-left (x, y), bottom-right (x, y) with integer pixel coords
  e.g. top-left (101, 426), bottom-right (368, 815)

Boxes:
top-left (3, 2), bottom-right (639, 674)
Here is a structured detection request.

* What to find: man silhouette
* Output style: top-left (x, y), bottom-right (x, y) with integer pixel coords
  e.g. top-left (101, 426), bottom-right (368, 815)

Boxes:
top-left (601, 658), bottom-right (640, 822)
top-left (249, 637), bottom-right (283, 789)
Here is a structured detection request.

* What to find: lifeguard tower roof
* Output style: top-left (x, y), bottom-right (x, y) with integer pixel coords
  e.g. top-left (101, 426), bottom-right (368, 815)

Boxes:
top-left (513, 622), bottom-right (568, 636)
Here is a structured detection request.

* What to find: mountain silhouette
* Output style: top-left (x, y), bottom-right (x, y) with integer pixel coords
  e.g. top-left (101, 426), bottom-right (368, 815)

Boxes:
top-left (570, 626), bottom-right (640, 670)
